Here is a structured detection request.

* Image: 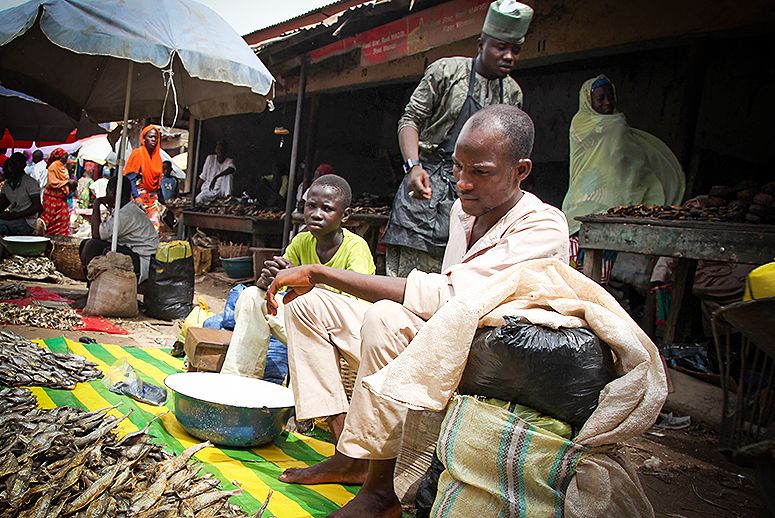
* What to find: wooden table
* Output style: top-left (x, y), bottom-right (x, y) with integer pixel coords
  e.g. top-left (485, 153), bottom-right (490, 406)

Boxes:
top-left (577, 216), bottom-right (775, 342)
top-left (181, 211), bottom-right (283, 247)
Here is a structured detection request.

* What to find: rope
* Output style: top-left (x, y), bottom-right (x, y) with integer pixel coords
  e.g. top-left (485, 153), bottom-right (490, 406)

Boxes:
top-left (160, 50), bottom-right (179, 133)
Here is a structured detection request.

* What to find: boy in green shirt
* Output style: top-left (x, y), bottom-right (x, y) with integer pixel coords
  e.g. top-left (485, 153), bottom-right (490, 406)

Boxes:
top-left (221, 174), bottom-right (375, 379)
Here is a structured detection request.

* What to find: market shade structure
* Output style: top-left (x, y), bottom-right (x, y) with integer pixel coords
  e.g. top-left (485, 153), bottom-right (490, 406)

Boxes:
top-left (0, 0), bottom-right (275, 122)
top-left (0, 85), bottom-right (106, 144)
top-left (0, 0), bottom-right (275, 250)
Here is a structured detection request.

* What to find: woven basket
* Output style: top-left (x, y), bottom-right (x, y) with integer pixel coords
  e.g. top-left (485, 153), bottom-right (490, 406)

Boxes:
top-left (218, 241), bottom-right (250, 259)
top-left (51, 236), bottom-right (85, 281)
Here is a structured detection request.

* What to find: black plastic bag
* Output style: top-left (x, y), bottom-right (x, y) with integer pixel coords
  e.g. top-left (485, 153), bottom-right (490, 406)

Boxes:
top-left (415, 449), bottom-right (445, 518)
top-left (144, 254), bottom-right (194, 320)
top-left (458, 317), bottom-right (616, 428)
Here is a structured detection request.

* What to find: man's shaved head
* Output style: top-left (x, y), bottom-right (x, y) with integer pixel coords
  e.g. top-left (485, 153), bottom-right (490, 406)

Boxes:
top-left (465, 104), bottom-right (534, 162)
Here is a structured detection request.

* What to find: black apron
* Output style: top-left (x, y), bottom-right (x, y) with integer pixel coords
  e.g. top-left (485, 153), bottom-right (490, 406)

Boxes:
top-left (383, 58), bottom-right (503, 256)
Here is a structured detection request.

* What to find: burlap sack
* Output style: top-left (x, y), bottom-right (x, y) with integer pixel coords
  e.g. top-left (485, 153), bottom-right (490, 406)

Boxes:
top-left (83, 252), bottom-right (138, 317)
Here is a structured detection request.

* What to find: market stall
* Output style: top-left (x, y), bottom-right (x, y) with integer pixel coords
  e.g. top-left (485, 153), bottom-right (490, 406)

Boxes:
top-left (577, 215), bottom-right (775, 342)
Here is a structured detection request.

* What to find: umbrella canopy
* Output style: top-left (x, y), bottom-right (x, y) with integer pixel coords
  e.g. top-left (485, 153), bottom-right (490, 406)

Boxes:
top-left (0, 0), bottom-right (275, 122)
top-left (0, 85), bottom-right (106, 143)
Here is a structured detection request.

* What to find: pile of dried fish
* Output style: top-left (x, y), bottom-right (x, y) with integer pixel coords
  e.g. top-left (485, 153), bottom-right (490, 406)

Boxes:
top-left (0, 302), bottom-right (82, 330)
top-left (0, 255), bottom-right (61, 280)
top-left (605, 181), bottom-right (775, 223)
top-left (0, 331), bottom-right (100, 389)
top-left (164, 195), bottom-right (192, 209)
top-left (0, 283), bottom-right (28, 300)
top-left (0, 392), bottom-right (250, 517)
top-left (0, 387), bottom-right (37, 415)
top-left (191, 196), bottom-right (284, 219)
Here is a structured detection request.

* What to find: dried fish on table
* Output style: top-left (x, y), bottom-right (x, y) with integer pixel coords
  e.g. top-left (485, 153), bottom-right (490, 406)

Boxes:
top-left (0, 283), bottom-right (28, 300)
top-left (0, 302), bottom-right (82, 330)
top-left (0, 394), bottom-right (250, 517)
top-left (0, 255), bottom-right (62, 280)
top-left (0, 387), bottom-right (37, 415)
top-left (0, 331), bottom-right (101, 389)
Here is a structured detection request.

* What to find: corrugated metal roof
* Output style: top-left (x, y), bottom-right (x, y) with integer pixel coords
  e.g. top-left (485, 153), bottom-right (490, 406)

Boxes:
top-left (242, 0), bottom-right (362, 39)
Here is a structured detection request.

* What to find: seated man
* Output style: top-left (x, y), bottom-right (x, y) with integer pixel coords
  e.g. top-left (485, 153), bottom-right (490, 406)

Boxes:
top-left (80, 176), bottom-right (159, 283)
top-left (220, 174), bottom-right (375, 379)
top-left (266, 105), bottom-right (569, 516)
top-left (195, 140), bottom-right (235, 205)
top-left (0, 152), bottom-right (42, 236)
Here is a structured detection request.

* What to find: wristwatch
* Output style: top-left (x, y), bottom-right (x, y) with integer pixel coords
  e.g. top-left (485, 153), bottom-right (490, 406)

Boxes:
top-left (402, 158), bottom-right (422, 175)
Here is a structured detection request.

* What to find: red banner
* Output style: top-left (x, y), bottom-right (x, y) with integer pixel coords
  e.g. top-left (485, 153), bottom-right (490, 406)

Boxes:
top-left (307, 0), bottom-right (489, 68)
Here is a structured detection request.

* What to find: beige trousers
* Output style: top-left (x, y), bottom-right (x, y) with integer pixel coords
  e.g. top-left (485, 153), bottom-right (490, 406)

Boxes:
top-left (220, 287), bottom-right (287, 379)
top-left (284, 288), bottom-right (425, 460)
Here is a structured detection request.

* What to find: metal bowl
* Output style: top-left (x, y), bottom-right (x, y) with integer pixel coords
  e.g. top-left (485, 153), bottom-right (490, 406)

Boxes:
top-left (164, 372), bottom-right (295, 447)
top-left (2, 235), bottom-right (50, 256)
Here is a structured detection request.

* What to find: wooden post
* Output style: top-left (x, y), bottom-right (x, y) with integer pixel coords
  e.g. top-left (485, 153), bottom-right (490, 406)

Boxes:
top-left (663, 258), bottom-right (697, 344)
top-left (582, 248), bottom-right (603, 283)
top-left (282, 56), bottom-right (307, 251)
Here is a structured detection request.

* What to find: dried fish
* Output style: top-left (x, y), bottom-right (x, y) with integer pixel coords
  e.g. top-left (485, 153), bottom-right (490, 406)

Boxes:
top-left (0, 283), bottom-right (28, 300)
top-left (0, 391), bottom-right (249, 517)
top-left (0, 302), bottom-right (82, 330)
top-left (0, 332), bottom-right (100, 389)
top-left (0, 255), bottom-right (62, 280)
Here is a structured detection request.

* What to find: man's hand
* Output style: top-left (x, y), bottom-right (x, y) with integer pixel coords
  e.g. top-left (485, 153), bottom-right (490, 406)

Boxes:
top-left (266, 265), bottom-right (317, 315)
top-left (407, 167), bottom-right (432, 200)
top-left (256, 256), bottom-right (292, 290)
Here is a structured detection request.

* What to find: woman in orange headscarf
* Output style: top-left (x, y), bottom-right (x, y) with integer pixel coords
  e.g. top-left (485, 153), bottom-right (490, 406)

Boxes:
top-left (40, 147), bottom-right (71, 235)
top-left (124, 125), bottom-right (162, 230)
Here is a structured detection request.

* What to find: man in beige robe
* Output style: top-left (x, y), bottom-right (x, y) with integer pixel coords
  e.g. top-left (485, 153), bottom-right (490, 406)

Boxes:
top-left (266, 105), bottom-right (569, 517)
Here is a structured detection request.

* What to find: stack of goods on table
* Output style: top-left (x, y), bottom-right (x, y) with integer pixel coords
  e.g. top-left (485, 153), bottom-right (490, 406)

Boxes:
top-left (190, 196), bottom-right (284, 219)
top-left (0, 255), bottom-right (63, 282)
top-left (0, 388), bottom-right (249, 517)
top-left (164, 195), bottom-right (192, 210)
top-left (350, 193), bottom-right (392, 216)
top-left (606, 180), bottom-right (775, 223)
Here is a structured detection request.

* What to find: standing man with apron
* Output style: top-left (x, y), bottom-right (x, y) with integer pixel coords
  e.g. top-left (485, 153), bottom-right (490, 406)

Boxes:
top-left (382, 0), bottom-right (534, 277)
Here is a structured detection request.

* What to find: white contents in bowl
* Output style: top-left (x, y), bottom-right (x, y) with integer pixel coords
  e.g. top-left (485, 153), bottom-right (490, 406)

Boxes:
top-left (164, 372), bottom-right (294, 409)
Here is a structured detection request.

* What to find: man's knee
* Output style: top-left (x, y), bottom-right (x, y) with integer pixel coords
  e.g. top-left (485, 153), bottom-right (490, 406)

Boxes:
top-left (361, 300), bottom-right (409, 335)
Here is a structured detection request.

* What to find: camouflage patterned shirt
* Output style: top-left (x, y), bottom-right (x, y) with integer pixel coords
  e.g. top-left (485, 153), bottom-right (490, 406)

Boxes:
top-left (398, 57), bottom-right (523, 161)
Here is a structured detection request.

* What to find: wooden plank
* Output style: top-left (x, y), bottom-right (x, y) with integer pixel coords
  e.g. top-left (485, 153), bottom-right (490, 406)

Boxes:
top-left (577, 215), bottom-right (775, 233)
top-left (663, 259), bottom-right (697, 344)
top-left (182, 211), bottom-right (254, 233)
top-left (579, 221), bottom-right (774, 264)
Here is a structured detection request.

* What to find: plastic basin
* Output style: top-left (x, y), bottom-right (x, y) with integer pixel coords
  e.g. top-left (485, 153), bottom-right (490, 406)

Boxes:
top-left (2, 235), bottom-right (50, 256)
top-left (222, 255), bottom-right (253, 279)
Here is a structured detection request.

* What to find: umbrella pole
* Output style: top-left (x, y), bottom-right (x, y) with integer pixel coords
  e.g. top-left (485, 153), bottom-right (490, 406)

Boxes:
top-left (282, 56), bottom-right (307, 251)
top-left (111, 61), bottom-right (134, 252)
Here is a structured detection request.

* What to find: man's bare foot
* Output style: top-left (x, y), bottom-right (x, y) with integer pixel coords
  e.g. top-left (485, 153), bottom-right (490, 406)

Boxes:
top-left (329, 488), bottom-right (402, 518)
top-left (279, 452), bottom-right (368, 485)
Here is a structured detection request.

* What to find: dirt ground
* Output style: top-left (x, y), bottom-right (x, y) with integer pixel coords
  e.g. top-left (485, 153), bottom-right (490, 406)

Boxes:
top-left (2, 275), bottom-right (771, 516)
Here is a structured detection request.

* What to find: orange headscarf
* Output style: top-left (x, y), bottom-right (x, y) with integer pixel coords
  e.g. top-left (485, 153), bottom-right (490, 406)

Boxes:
top-left (124, 125), bottom-right (162, 192)
top-left (46, 148), bottom-right (69, 193)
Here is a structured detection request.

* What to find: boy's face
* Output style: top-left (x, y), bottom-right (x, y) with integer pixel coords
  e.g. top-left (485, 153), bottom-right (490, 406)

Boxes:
top-left (303, 184), bottom-right (349, 237)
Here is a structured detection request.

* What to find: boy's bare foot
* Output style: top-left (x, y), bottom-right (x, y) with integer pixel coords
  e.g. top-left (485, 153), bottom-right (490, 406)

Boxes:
top-left (278, 452), bottom-right (368, 485)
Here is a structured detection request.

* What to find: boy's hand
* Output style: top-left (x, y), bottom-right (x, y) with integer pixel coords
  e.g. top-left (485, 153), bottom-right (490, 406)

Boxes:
top-left (256, 256), bottom-right (292, 290)
top-left (266, 265), bottom-right (317, 315)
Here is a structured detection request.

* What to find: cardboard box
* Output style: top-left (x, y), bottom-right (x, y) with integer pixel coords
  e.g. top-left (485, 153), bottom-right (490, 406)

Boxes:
top-left (184, 327), bottom-right (233, 372)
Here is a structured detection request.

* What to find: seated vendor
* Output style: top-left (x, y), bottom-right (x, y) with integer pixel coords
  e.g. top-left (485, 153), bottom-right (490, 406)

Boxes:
top-left (0, 152), bottom-right (42, 236)
top-left (79, 176), bottom-right (159, 283)
top-left (265, 105), bottom-right (569, 516)
top-left (220, 174), bottom-right (375, 380)
top-left (195, 140), bottom-right (235, 205)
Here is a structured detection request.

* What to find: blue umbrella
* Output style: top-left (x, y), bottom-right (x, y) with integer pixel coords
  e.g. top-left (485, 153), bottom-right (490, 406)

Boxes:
top-left (0, 0), bottom-right (275, 251)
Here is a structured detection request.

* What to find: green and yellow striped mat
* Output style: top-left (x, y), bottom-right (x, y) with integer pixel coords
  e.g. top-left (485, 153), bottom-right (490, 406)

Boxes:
top-left (28, 337), bottom-right (358, 517)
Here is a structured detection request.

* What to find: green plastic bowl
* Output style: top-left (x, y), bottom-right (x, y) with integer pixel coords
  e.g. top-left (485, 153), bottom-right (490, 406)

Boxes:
top-left (2, 235), bottom-right (51, 256)
top-left (222, 256), bottom-right (253, 279)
